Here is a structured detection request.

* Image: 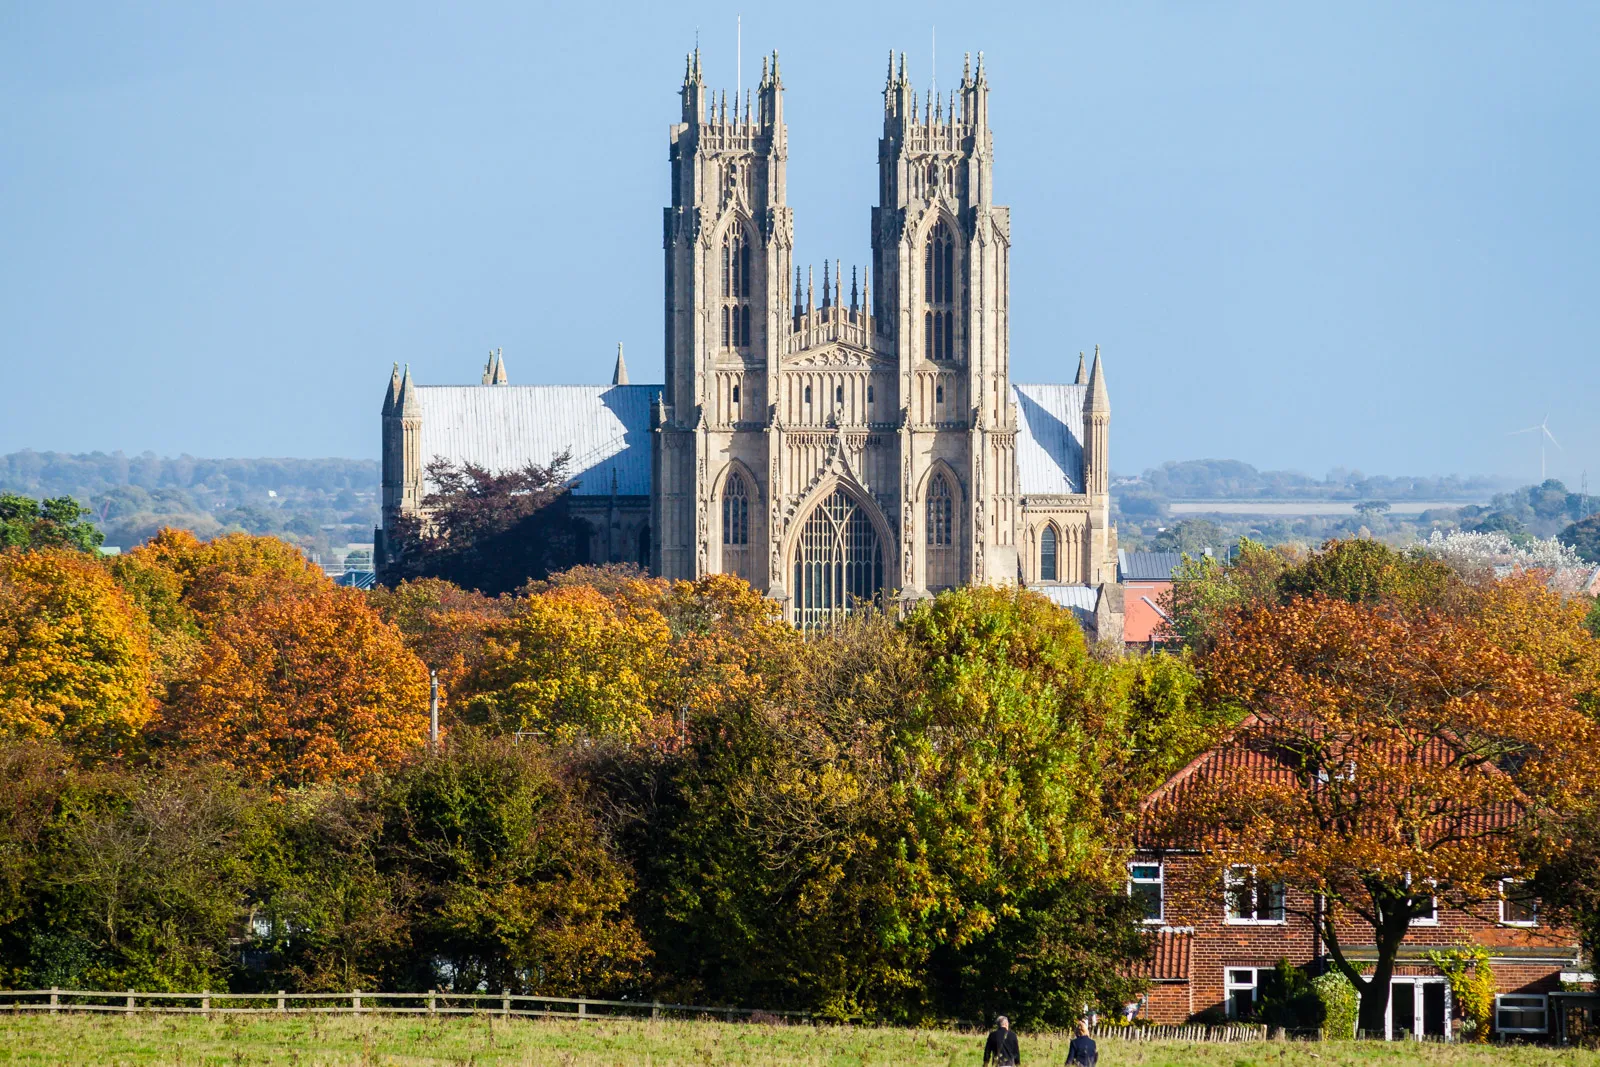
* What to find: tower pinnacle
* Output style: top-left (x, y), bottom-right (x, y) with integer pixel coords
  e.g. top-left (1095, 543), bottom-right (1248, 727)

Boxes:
top-left (612, 342), bottom-right (630, 385)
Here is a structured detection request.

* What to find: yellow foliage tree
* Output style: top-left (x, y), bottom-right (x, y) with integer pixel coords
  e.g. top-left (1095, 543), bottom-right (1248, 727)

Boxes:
top-left (0, 550), bottom-right (153, 753)
top-left (159, 587), bottom-right (429, 787)
top-left (462, 582), bottom-right (671, 740)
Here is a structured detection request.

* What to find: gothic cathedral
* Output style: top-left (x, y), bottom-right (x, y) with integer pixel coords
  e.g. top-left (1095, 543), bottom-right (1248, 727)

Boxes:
top-left (381, 50), bottom-right (1120, 631)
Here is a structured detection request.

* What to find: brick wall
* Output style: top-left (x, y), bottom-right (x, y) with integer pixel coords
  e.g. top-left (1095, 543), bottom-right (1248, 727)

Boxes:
top-left (1136, 851), bottom-right (1579, 1026)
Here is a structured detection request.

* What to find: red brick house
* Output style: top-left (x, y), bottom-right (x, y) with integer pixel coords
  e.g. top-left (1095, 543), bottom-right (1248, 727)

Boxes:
top-left (1129, 731), bottom-right (1585, 1039)
top-left (1117, 550), bottom-right (1181, 649)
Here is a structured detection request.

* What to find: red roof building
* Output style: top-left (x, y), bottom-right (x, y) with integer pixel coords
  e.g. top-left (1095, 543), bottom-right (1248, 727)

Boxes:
top-left (1129, 729), bottom-right (1584, 1039)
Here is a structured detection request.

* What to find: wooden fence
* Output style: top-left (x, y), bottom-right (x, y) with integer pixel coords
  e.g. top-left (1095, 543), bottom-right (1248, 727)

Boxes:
top-left (1092, 1022), bottom-right (1307, 1042)
top-left (0, 988), bottom-right (809, 1022)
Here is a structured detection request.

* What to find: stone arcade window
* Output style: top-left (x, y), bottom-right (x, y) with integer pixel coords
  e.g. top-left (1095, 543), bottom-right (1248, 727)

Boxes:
top-left (1040, 524), bottom-right (1058, 582)
top-left (792, 488), bottom-right (885, 631)
top-left (925, 473), bottom-right (957, 591)
top-left (721, 226), bottom-right (753, 351)
top-left (923, 220), bottom-right (956, 362)
top-left (722, 471), bottom-right (751, 583)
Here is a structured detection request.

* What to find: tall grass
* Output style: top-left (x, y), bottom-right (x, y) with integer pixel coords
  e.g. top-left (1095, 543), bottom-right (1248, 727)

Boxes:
top-left (0, 1014), bottom-right (1593, 1067)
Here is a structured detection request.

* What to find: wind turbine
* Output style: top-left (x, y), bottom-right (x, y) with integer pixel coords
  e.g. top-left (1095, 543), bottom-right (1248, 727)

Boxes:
top-left (1509, 415), bottom-right (1562, 482)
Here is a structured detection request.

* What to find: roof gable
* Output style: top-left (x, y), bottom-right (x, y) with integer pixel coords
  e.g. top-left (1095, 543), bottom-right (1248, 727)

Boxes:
top-left (1012, 383), bottom-right (1085, 495)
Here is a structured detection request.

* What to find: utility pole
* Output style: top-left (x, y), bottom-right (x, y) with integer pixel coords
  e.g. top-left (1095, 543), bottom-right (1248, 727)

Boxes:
top-left (428, 670), bottom-right (439, 751)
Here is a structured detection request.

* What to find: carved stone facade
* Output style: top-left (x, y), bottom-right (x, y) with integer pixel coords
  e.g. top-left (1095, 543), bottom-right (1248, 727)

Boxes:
top-left (382, 50), bottom-right (1118, 630)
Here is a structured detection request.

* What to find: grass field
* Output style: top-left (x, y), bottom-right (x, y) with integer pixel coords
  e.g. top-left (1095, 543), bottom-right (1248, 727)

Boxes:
top-left (0, 1015), bottom-right (1595, 1067)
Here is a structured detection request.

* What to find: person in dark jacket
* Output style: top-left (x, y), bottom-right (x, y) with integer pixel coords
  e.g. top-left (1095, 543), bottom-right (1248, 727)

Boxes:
top-left (983, 1016), bottom-right (1021, 1066)
top-left (1064, 1020), bottom-right (1097, 1066)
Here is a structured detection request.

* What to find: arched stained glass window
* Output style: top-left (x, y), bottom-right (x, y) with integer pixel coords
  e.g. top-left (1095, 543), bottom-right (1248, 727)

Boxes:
top-left (722, 473), bottom-right (749, 546)
top-left (926, 473), bottom-right (957, 590)
top-left (721, 472), bottom-right (753, 584)
top-left (792, 488), bottom-right (885, 630)
top-left (1040, 525), bottom-right (1059, 582)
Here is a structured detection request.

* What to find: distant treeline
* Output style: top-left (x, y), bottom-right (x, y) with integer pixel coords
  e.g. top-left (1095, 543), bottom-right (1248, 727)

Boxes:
top-left (0, 451), bottom-right (379, 556)
top-left (1121, 459), bottom-right (1512, 502)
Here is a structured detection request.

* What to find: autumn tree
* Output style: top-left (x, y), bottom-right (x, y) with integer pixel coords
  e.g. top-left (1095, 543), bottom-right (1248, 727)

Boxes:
top-left (124, 528), bottom-right (328, 624)
top-left (610, 588), bottom-right (1152, 1024)
top-left (0, 550), bottom-right (153, 753)
top-left (383, 457), bottom-right (593, 596)
top-left (1148, 594), bottom-right (1600, 1035)
top-left (365, 577), bottom-right (512, 700)
top-left (158, 586), bottom-right (429, 788)
top-left (458, 581), bottom-right (672, 741)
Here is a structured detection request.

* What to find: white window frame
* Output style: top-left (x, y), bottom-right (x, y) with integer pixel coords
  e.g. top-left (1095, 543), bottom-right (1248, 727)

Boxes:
top-left (1403, 873), bottom-right (1439, 926)
top-left (1224, 966), bottom-right (1261, 1020)
top-left (1500, 878), bottom-right (1538, 927)
top-left (1384, 977), bottom-right (1452, 1041)
top-left (1224, 865), bottom-right (1286, 925)
top-left (1128, 862), bottom-right (1164, 924)
top-left (1495, 993), bottom-right (1549, 1034)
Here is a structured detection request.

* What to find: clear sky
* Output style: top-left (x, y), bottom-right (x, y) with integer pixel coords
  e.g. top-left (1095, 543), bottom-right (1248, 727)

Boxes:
top-left (2, 2), bottom-right (1597, 485)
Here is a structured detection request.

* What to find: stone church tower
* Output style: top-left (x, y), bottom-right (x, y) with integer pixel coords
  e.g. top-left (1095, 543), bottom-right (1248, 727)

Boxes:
top-left (382, 49), bottom-right (1119, 631)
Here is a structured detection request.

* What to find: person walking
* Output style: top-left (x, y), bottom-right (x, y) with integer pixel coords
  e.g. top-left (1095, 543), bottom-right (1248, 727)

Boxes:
top-left (983, 1016), bottom-right (1021, 1066)
top-left (1064, 1020), bottom-right (1097, 1066)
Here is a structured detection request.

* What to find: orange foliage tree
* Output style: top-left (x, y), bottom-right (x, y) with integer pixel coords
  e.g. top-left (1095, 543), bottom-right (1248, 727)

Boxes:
top-left (1148, 594), bottom-right (1600, 1035)
top-left (0, 550), bottom-right (153, 753)
top-left (158, 586), bottom-right (429, 787)
top-left (365, 577), bottom-right (512, 699)
top-left (124, 529), bottom-right (328, 623)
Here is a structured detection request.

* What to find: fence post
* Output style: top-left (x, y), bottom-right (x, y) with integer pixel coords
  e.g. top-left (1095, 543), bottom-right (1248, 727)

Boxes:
top-left (277, 990), bottom-right (286, 1013)
top-left (126, 991), bottom-right (134, 1016)
top-left (354, 990), bottom-right (362, 1013)
top-left (502, 988), bottom-right (510, 1019)
top-left (651, 1000), bottom-right (661, 1021)
top-left (202, 990), bottom-right (211, 1015)
top-left (49, 987), bottom-right (58, 1014)
top-left (428, 989), bottom-right (436, 1015)
top-left (578, 998), bottom-right (587, 1018)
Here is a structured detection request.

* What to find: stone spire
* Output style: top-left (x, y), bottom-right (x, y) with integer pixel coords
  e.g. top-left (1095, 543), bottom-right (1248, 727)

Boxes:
top-left (383, 362), bottom-right (401, 416)
top-left (1074, 351), bottom-right (1087, 385)
top-left (612, 342), bottom-right (629, 385)
top-left (398, 364), bottom-right (419, 416)
top-left (483, 348), bottom-right (507, 385)
top-left (1085, 344), bottom-right (1109, 413)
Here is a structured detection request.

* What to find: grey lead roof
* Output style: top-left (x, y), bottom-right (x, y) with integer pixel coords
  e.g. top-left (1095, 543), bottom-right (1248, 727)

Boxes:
top-left (413, 381), bottom-right (1084, 501)
top-left (416, 385), bottom-right (655, 496)
top-left (1027, 583), bottom-right (1100, 628)
top-left (1012, 383), bottom-right (1086, 495)
top-left (1117, 550), bottom-right (1184, 582)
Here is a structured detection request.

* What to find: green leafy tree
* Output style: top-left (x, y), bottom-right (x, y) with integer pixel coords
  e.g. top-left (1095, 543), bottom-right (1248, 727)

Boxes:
top-left (1560, 514), bottom-right (1600, 564)
top-left (374, 730), bottom-right (650, 995)
top-left (0, 494), bottom-right (102, 553)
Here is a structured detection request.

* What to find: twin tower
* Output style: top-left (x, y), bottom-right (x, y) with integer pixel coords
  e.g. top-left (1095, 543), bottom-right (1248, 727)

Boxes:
top-left (653, 50), bottom-right (1116, 625)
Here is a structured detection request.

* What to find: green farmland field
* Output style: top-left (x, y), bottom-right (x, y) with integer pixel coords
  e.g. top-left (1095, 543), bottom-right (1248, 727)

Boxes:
top-left (0, 1014), bottom-right (1592, 1067)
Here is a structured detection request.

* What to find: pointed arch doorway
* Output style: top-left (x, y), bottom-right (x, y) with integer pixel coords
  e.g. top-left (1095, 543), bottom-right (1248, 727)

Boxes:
top-left (791, 487), bottom-right (886, 630)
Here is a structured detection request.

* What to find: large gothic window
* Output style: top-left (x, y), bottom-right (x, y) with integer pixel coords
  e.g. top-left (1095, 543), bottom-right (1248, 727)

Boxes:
top-left (722, 226), bottom-right (754, 351)
top-left (793, 488), bottom-right (885, 631)
top-left (722, 471), bottom-right (752, 583)
top-left (1040, 524), bottom-right (1059, 582)
top-left (923, 220), bottom-right (956, 362)
top-left (925, 472), bottom-right (957, 590)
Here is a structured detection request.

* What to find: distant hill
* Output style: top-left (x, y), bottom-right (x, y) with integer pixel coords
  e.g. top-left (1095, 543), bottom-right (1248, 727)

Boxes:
top-left (0, 451), bottom-right (379, 559)
top-left (1117, 459), bottom-right (1513, 502)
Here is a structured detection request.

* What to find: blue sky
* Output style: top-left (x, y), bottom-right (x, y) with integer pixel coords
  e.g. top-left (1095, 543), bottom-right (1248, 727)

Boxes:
top-left (2, 2), bottom-right (1597, 484)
